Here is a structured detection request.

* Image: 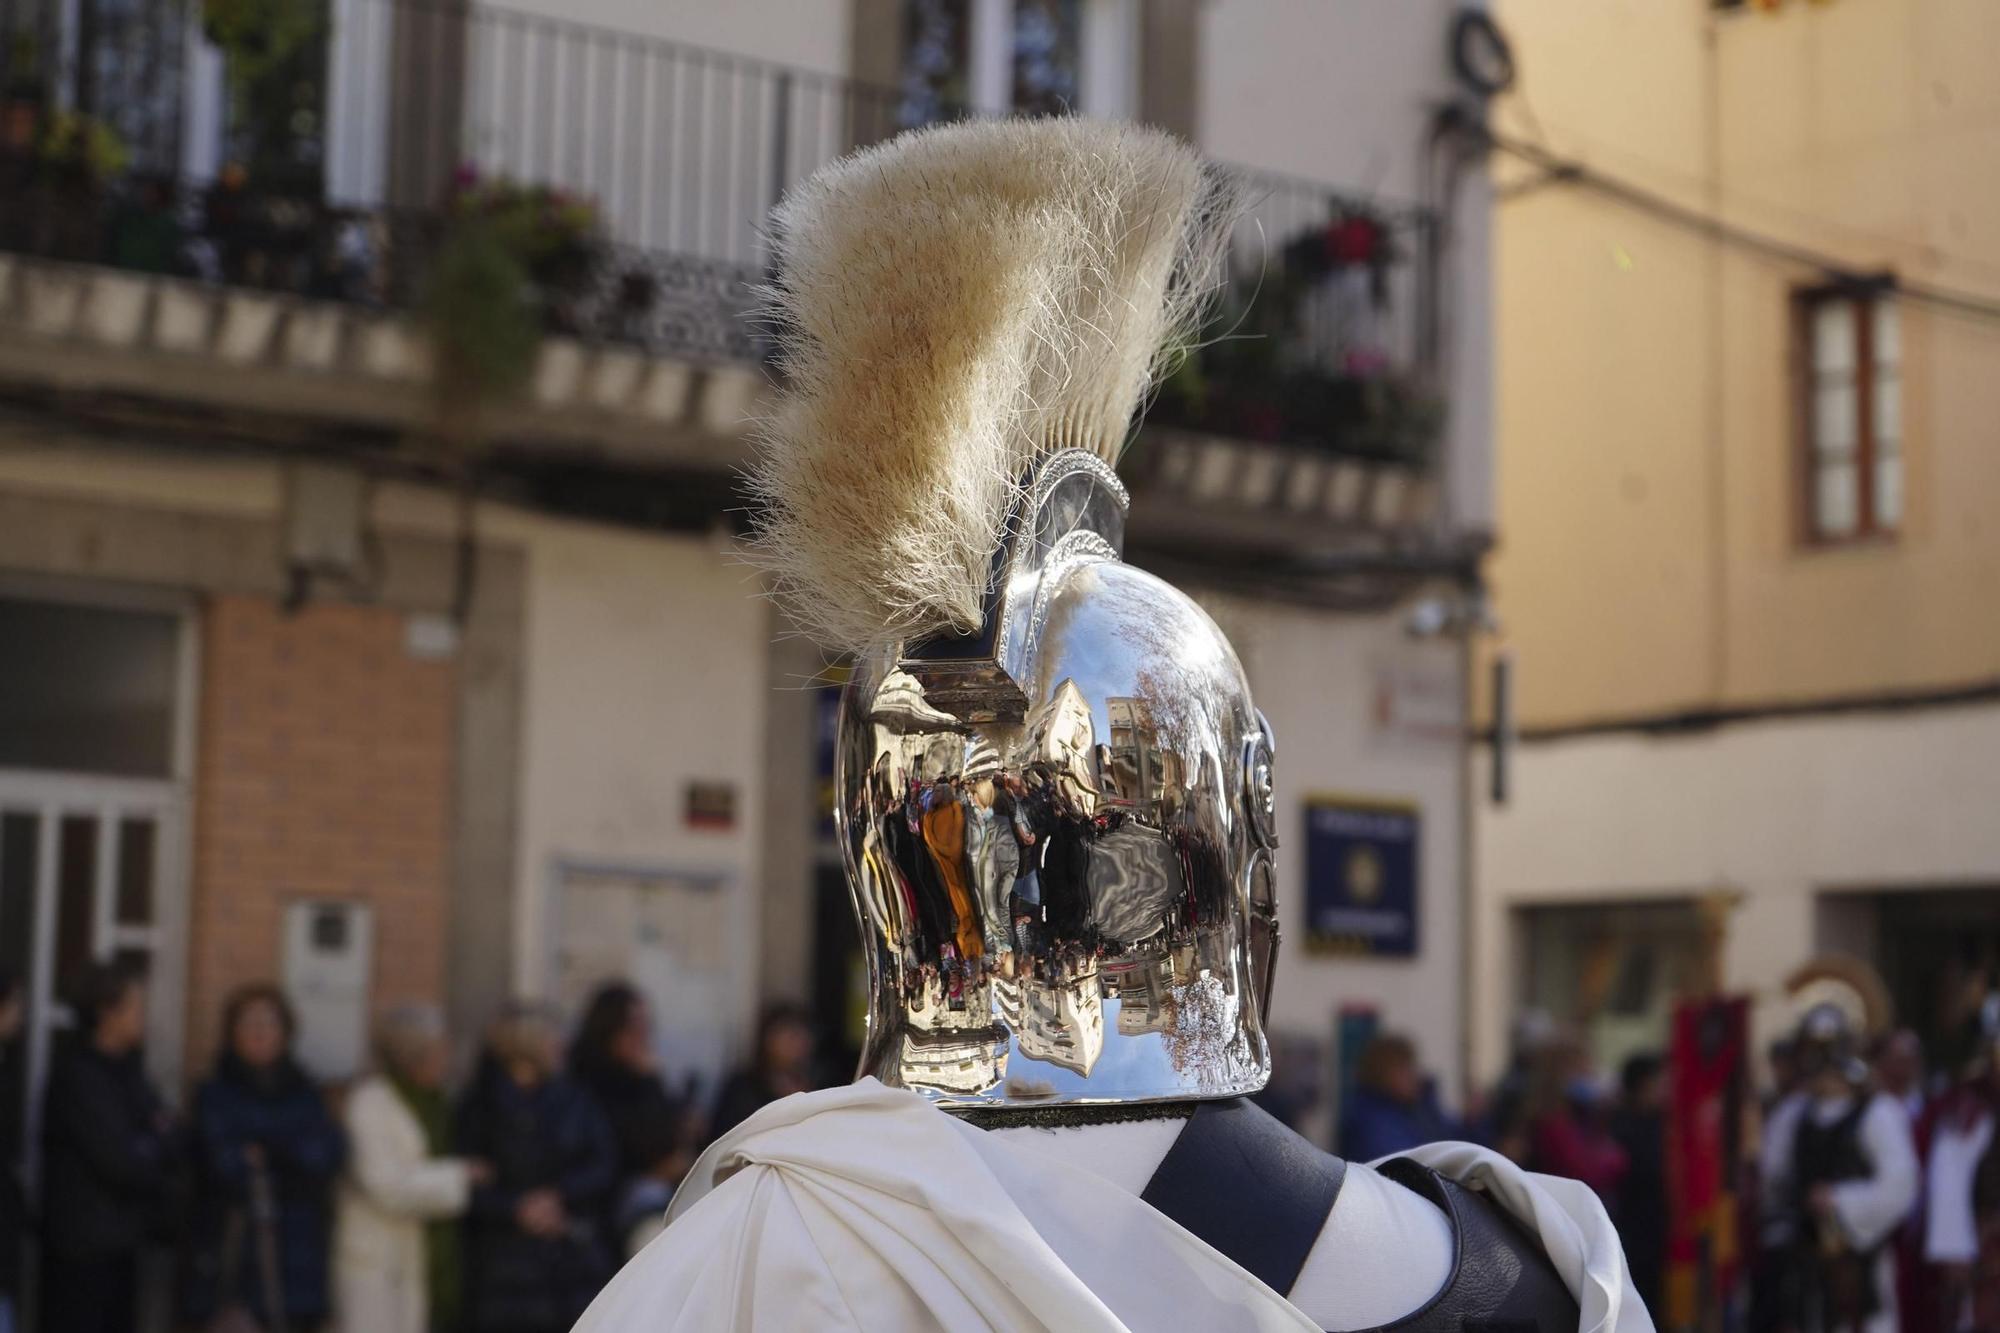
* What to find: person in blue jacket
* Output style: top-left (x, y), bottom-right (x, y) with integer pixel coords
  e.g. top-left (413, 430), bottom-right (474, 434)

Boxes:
top-left (1339, 1032), bottom-right (1459, 1163)
top-left (183, 983), bottom-right (347, 1331)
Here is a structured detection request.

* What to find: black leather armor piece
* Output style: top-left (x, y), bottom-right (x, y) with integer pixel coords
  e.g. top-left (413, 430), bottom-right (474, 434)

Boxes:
top-left (1792, 1096), bottom-right (1872, 1198)
top-left (1135, 1101), bottom-right (1581, 1332)
top-left (1362, 1157), bottom-right (1582, 1333)
top-left (1139, 1097), bottom-right (1347, 1298)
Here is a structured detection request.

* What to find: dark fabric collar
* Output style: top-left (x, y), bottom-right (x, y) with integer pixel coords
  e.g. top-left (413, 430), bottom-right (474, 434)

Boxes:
top-left (955, 1101), bottom-right (1198, 1133)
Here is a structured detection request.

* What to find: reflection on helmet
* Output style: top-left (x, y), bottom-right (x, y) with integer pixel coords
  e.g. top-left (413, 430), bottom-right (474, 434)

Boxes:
top-left (835, 451), bottom-right (1282, 1108)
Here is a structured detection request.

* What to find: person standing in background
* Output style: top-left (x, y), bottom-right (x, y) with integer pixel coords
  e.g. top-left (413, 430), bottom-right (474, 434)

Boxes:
top-left (1609, 1052), bottom-right (1667, 1316)
top-left (1875, 1030), bottom-right (1936, 1333)
top-left (1877, 1030), bottom-right (1927, 1126)
top-left (568, 984), bottom-right (692, 1258)
top-left (706, 1003), bottom-right (820, 1148)
top-left (183, 984), bottom-right (346, 1331)
top-left (1526, 1038), bottom-right (1629, 1206)
top-left (1481, 1009), bottom-right (1558, 1162)
top-left (0, 971), bottom-right (23, 1333)
top-left (1759, 1005), bottom-right (1920, 1333)
top-left (39, 959), bottom-right (174, 1333)
top-left (1338, 1034), bottom-right (1456, 1162)
top-left (336, 1003), bottom-right (488, 1333)
top-left (1925, 1002), bottom-right (2000, 1332)
top-left (455, 1003), bottom-right (616, 1333)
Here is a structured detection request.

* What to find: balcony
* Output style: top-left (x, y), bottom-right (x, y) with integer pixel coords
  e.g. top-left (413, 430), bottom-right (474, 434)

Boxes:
top-left (0, 0), bottom-right (1461, 585)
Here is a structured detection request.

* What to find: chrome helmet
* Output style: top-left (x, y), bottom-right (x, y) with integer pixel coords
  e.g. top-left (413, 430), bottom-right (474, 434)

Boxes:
top-left (835, 450), bottom-right (1281, 1108)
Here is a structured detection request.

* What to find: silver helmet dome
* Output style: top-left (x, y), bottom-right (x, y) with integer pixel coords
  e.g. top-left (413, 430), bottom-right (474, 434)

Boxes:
top-left (835, 450), bottom-right (1281, 1108)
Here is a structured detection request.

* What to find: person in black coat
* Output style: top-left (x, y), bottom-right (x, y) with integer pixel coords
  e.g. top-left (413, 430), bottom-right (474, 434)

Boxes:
top-left (39, 959), bottom-right (175, 1333)
top-left (569, 983), bottom-right (692, 1256)
top-left (706, 1002), bottom-right (820, 1149)
top-left (456, 1002), bottom-right (618, 1333)
top-left (183, 983), bottom-right (347, 1330)
top-left (1609, 1051), bottom-right (1668, 1315)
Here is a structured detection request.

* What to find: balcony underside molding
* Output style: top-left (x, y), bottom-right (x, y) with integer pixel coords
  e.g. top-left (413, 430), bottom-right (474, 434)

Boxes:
top-left (0, 255), bottom-right (769, 473)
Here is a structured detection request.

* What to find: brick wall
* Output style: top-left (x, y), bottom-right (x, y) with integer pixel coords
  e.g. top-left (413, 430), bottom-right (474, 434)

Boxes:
top-left (185, 595), bottom-right (456, 1072)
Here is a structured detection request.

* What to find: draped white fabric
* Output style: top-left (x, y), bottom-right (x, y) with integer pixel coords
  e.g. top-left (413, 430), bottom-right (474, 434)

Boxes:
top-left (573, 1079), bottom-right (1651, 1333)
top-left (1391, 1141), bottom-right (1656, 1333)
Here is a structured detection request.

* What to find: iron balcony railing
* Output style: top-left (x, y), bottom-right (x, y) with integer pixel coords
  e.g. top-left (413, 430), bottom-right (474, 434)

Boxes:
top-left (0, 0), bottom-right (1439, 464)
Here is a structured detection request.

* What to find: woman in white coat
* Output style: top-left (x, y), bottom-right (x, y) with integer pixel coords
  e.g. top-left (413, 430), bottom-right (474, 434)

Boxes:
top-left (335, 1004), bottom-right (488, 1333)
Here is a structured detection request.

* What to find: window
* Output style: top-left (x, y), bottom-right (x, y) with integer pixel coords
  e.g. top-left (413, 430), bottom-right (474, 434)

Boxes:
top-left (1009, 0), bottom-right (1083, 117)
top-left (0, 597), bottom-right (181, 776)
top-left (897, 0), bottom-right (1121, 128)
top-left (1798, 286), bottom-right (1901, 543)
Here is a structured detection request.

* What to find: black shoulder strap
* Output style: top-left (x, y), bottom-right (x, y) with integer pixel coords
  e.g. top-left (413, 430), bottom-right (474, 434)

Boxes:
top-left (1368, 1158), bottom-right (1582, 1333)
top-left (1139, 1097), bottom-right (1347, 1298)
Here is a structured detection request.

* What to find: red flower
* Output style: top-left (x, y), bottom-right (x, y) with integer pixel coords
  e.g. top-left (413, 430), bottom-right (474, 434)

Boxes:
top-left (1326, 215), bottom-right (1382, 266)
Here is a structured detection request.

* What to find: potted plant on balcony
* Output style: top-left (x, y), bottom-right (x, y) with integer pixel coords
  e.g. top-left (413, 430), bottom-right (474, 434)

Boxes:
top-left (445, 169), bottom-right (606, 334)
top-left (421, 170), bottom-right (605, 624)
top-left (1154, 204), bottom-right (1442, 467)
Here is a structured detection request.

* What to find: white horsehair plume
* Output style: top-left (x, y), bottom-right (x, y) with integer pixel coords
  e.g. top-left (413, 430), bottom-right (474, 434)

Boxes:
top-left (747, 117), bottom-right (1236, 654)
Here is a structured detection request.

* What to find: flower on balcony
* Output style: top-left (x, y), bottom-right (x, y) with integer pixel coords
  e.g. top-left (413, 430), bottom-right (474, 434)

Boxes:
top-left (1327, 214), bottom-right (1385, 267)
top-left (1278, 207), bottom-right (1398, 282)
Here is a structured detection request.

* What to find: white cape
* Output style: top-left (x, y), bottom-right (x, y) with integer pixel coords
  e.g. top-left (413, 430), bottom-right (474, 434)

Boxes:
top-left (574, 1079), bottom-right (1652, 1333)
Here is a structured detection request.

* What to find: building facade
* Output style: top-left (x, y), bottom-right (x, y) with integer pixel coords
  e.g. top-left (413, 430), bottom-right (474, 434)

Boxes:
top-left (0, 1), bottom-right (1495, 1255)
top-left (1475, 0), bottom-right (2000, 1083)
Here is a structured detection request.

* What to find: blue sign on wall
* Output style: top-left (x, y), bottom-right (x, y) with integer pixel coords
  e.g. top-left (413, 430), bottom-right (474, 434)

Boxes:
top-left (1303, 797), bottom-right (1420, 958)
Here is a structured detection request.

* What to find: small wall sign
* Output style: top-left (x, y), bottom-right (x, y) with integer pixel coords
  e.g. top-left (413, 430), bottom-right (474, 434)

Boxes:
top-left (685, 780), bottom-right (738, 830)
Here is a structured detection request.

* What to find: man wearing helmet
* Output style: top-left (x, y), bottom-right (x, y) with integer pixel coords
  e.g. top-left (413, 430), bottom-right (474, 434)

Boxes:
top-left (576, 118), bottom-right (1646, 1333)
top-left (1758, 1003), bottom-right (1920, 1333)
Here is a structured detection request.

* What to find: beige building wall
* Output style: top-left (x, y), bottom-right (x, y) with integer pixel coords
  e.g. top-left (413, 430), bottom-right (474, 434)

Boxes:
top-left (1488, 0), bottom-right (2000, 730)
top-left (1709, 1), bottom-right (2000, 707)
top-left (1478, 0), bottom-right (2000, 1077)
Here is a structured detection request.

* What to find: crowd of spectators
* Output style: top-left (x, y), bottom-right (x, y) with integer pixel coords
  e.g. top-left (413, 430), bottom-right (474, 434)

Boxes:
top-left (1, 961), bottom-right (826, 1333)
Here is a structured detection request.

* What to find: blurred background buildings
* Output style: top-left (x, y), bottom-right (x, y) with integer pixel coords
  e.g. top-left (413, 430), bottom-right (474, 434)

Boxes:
top-left (0, 0), bottom-right (1493, 1193)
top-left (2, 0), bottom-right (1998, 1323)
top-left (1476, 0), bottom-right (2000, 1089)
top-left (5, 1), bottom-right (2000, 1328)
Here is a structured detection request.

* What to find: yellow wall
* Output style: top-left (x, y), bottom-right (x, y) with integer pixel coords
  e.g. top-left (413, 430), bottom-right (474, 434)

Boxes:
top-left (1489, 0), bottom-right (2000, 729)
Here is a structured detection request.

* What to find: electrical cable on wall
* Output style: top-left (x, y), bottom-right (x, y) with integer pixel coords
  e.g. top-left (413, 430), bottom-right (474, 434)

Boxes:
top-left (1463, 116), bottom-right (2000, 326)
